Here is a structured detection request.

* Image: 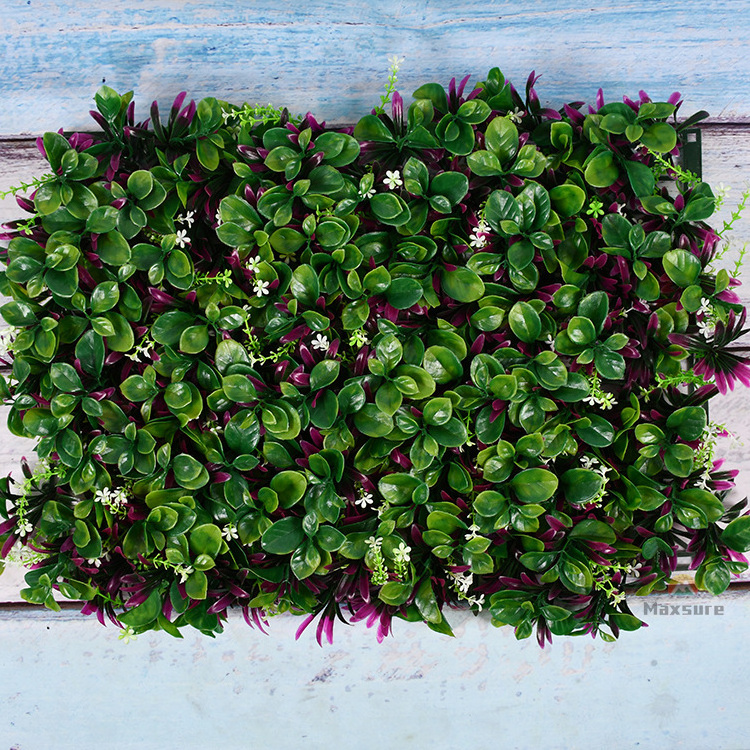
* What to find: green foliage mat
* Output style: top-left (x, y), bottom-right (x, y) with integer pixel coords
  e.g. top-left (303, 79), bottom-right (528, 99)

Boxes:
top-left (1, 69), bottom-right (750, 645)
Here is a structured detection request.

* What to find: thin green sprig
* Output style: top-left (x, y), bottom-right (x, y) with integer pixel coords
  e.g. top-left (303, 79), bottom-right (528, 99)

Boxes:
top-left (374, 55), bottom-right (405, 115)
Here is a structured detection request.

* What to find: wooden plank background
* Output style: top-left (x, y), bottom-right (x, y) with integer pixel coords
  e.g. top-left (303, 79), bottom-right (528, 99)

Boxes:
top-left (2, 4), bottom-right (750, 747)
top-left (2, 0), bottom-right (750, 134)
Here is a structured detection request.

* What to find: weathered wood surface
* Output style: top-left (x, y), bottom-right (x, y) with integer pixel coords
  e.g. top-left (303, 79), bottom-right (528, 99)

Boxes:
top-left (2, 0), bottom-right (750, 134)
top-left (1, 591), bottom-right (750, 749)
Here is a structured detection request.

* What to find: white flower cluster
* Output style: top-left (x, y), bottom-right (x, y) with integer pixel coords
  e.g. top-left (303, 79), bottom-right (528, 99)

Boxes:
top-left (469, 218), bottom-right (490, 249)
top-left (464, 523), bottom-right (480, 541)
top-left (697, 297), bottom-right (717, 340)
top-left (173, 213), bottom-right (195, 248)
top-left (4, 541), bottom-right (44, 567)
top-left (393, 541), bottom-right (412, 580)
top-left (126, 337), bottom-right (154, 363)
top-left (582, 372), bottom-right (617, 410)
top-left (118, 626), bottom-right (137, 644)
top-left (448, 569), bottom-right (485, 610)
top-left (94, 487), bottom-right (129, 516)
top-left (592, 561), bottom-right (630, 605)
top-left (0, 326), bottom-right (19, 360)
top-left (354, 488), bottom-right (374, 509)
top-left (349, 329), bottom-right (369, 349)
top-left (387, 54), bottom-right (405, 70)
top-left (365, 536), bottom-right (389, 585)
top-left (177, 211), bottom-right (195, 228)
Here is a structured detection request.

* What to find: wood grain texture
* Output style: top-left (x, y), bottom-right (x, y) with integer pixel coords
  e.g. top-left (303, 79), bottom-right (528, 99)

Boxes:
top-left (1, 126), bottom-right (750, 597)
top-left (2, 0), bottom-right (750, 134)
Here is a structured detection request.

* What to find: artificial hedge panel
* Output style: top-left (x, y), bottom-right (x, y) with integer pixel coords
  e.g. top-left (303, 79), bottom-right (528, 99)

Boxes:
top-left (1, 68), bottom-right (750, 645)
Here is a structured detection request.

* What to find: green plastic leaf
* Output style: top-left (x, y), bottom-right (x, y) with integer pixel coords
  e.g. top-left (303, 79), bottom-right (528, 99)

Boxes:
top-left (441, 267), bottom-right (484, 303)
top-left (640, 122), bottom-right (677, 153)
top-left (561, 469), bottom-right (604, 505)
top-left (584, 151), bottom-right (619, 188)
top-left (387, 277), bottom-right (423, 310)
top-left (173, 453), bottom-right (210, 490)
top-left (508, 301), bottom-right (541, 343)
top-left (261, 517), bottom-right (305, 555)
top-left (663, 249), bottom-right (701, 287)
top-left (721, 516), bottom-right (750, 552)
top-left (549, 183), bottom-right (586, 217)
top-left (511, 469), bottom-right (558, 503)
top-left (310, 359), bottom-right (340, 390)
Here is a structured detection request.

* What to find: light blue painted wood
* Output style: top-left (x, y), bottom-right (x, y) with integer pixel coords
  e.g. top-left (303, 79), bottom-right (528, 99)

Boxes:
top-left (1, 591), bottom-right (749, 749)
top-left (2, 0), bottom-right (750, 134)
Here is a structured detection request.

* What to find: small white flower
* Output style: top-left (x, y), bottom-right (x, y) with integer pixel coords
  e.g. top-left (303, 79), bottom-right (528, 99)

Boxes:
top-left (365, 535), bottom-right (382, 549)
top-left (0, 327), bottom-right (18, 359)
top-left (698, 320), bottom-right (715, 340)
top-left (349, 330), bottom-right (370, 348)
top-left (355, 491), bottom-right (374, 509)
top-left (93, 489), bottom-right (109, 504)
top-left (87, 557), bottom-right (102, 568)
top-left (215, 208), bottom-right (222, 224)
top-left (110, 489), bottom-right (128, 508)
top-left (449, 570), bottom-right (473, 594)
top-left (311, 334), bottom-right (330, 351)
top-left (175, 229), bottom-right (190, 248)
top-left (245, 256), bottom-right (261, 274)
top-left (177, 565), bottom-right (194, 584)
top-left (469, 218), bottom-right (490, 249)
top-left (221, 524), bottom-right (239, 542)
top-left (177, 211), bottom-right (195, 227)
top-left (465, 524), bottom-right (480, 541)
top-left (387, 54), bottom-right (405, 68)
top-left (254, 279), bottom-right (270, 297)
top-left (580, 455), bottom-right (601, 472)
top-left (393, 542), bottom-right (411, 563)
top-left (610, 591), bottom-right (626, 605)
top-left (359, 187), bottom-right (376, 199)
top-left (118, 626), bottom-right (137, 644)
top-left (466, 593), bottom-right (486, 611)
top-left (508, 107), bottom-right (525, 124)
top-left (383, 170), bottom-right (403, 190)
top-left (17, 520), bottom-right (33, 537)
top-left (126, 341), bottom-right (153, 363)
